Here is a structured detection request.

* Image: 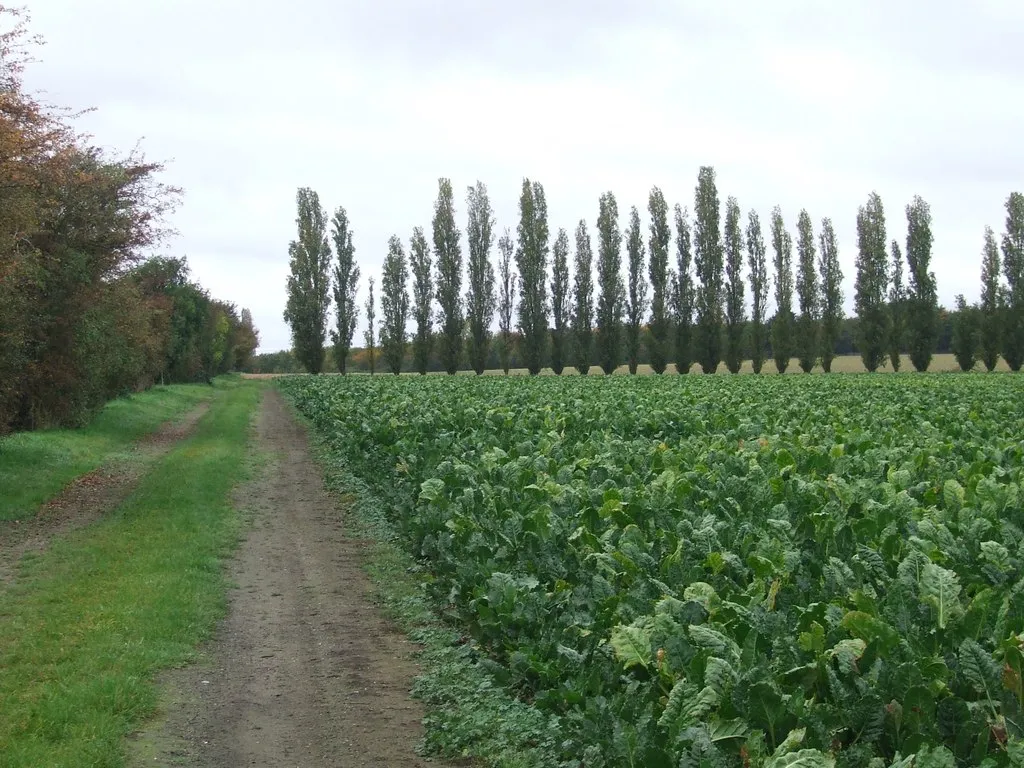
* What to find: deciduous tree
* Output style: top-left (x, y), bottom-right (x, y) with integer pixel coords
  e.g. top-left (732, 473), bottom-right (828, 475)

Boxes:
top-left (364, 276), bottom-right (376, 374)
top-left (433, 178), bottom-right (463, 374)
top-left (572, 219), bottom-right (594, 375)
top-left (854, 191), bottom-right (890, 372)
top-left (673, 205), bottom-right (694, 374)
top-left (466, 181), bottom-right (497, 375)
top-left (693, 166), bottom-right (724, 373)
top-left (284, 187), bottom-right (332, 374)
top-left (905, 195), bottom-right (937, 371)
top-left (951, 295), bottom-right (979, 372)
top-left (818, 217), bottom-right (844, 373)
top-left (409, 226), bottom-right (433, 375)
top-left (745, 209), bottom-right (769, 374)
top-left (647, 187), bottom-right (671, 374)
top-left (770, 206), bottom-right (794, 373)
top-left (596, 191), bottom-right (624, 374)
top-left (515, 179), bottom-right (550, 375)
top-left (1002, 191), bottom-right (1024, 371)
top-left (496, 228), bottom-right (516, 374)
top-left (723, 196), bottom-right (745, 374)
top-left (550, 227), bottom-right (570, 375)
top-left (795, 209), bottom-right (819, 373)
top-left (380, 235), bottom-right (409, 375)
top-left (330, 206), bottom-right (359, 373)
top-left (888, 240), bottom-right (904, 372)
top-left (624, 206), bottom-right (648, 374)
top-left (979, 226), bottom-right (1002, 372)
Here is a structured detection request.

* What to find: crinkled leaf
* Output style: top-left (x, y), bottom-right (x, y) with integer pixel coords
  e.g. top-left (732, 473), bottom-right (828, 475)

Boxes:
top-left (704, 655), bottom-right (738, 695)
top-left (830, 638), bottom-right (867, 675)
top-left (958, 638), bottom-right (1000, 701)
top-left (609, 624), bottom-right (652, 670)
top-left (689, 624), bottom-right (740, 664)
top-left (920, 563), bottom-right (963, 629)
top-left (912, 744), bottom-right (956, 768)
top-left (419, 477), bottom-right (445, 503)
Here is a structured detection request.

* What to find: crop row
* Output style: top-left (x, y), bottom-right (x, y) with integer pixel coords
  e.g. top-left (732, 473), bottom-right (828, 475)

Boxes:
top-left (281, 374), bottom-right (1024, 768)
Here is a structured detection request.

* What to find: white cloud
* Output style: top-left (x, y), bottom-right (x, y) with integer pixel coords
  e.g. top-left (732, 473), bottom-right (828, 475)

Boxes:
top-left (21, 0), bottom-right (1024, 352)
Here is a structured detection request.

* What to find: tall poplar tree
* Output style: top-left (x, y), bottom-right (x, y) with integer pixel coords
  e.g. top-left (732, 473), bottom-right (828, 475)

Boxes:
top-left (673, 205), bottom-right (694, 374)
top-left (795, 209), bottom-right (819, 373)
top-left (466, 181), bottom-right (497, 375)
top-left (283, 186), bottom-right (332, 374)
top-left (951, 295), bottom-right (979, 372)
top-left (515, 179), bottom-right (550, 375)
top-left (905, 195), bottom-right (937, 371)
top-left (745, 209), bottom-right (769, 374)
top-left (818, 217), bottom-right (844, 373)
top-left (364, 276), bottom-right (376, 375)
top-left (770, 206), bottom-right (794, 374)
top-left (1002, 191), bottom-right (1024, 371)
top-left (409, 226), bottom-right (433, 375)
top-left (433, 178), bottom-right (463, 374)
top-left (888, 240), bottom-right (904, 372)
top-left (380, 235), bottom-right (409, 375)
top-left (624, 206), bottom-right (648, 375)
top-left (693, 166), bottom-right (724, 373)
top-left (596, 191), bottom-right (624, 374)
top-left (647, 187), bottom-right (671, 374)
top-left (723, 196), bottom-right (745, 374)
top-left (496, 228), bottom-right (516, 374)
top-left (854, 191), bottom-right (889, 372)
top-left (979, 226), bottom-right (1002, 371)
top-left (330, 205), bottom-right (359, 374)
top-left (550, 227), bottom-right (570, 375)
top-left (572, 219), bottom-right (594, 375)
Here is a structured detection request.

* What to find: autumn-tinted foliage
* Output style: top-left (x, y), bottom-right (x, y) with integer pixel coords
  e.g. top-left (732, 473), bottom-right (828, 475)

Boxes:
top-left (0, 9), bottom-right (256, 433)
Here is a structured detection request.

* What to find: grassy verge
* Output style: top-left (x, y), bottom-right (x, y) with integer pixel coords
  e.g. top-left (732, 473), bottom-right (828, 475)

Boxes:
top-left (0, 378), bottom-right (263, 767)
top-left (293, 398), bottom-right (562, 768)
top-left (0, 381), bottom-right (219, 522)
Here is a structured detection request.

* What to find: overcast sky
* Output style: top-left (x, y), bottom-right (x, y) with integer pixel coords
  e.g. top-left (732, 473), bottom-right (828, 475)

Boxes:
top-left (22, 1), bottom-right (1024, 353)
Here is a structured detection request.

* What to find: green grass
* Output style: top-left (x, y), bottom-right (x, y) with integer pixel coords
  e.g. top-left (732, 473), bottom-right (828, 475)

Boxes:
top-left (0, 382), bottom-right (218, 522)
top-left (0, 378), bottom-right (263, 768)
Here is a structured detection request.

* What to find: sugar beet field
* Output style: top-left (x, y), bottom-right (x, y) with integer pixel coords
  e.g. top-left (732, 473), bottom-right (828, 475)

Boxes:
top-left (282, 373), bottom-right (1024, 767)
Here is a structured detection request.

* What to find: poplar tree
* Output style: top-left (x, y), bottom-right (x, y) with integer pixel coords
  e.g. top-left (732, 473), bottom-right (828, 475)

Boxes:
top-left (364, 276), bottom-right (376, 374)
top-left (745, 209), bottom-right (769, 374)
top-left (693, 166), bottom-right (724, 373)
top-left (596, 191), bottom-right (624, 374)
top-left (1002, 191), bottom-right (1024, 371)
top-left (905, 196), bottom-right (937, 371)
top-left (888, 240), bottom-right (904, 372)
top-left (951, 295), bottom-right (979, 372)
top-left (795, 209), bottom-right (819, 373)
top-left (380, 235), bottom-right (409, 375)
top-left (330, 205), bottom-right (359, 373)
top-left (466, 181), bottom-right (497, 375)
top-left (723, 196), bottom-right (745, 374)
top-left (624, 206), bottom-right (648, 374)
top-left (409, 226), bottom-right (433, 375)
top-left (496, 228), bottom-right (516, 374)
top-left (979, 226), bottom-right (1002, 372)
top-left (433, 178), bottom-right (463, 374)
top-left (572, 219), bottom-right (594, 375)
top-left (284, 187), bottom-right (332, 374)
top-left (515, 179), bottom-right (550, 375)
top-left (673, 205), bottom-right (694, 374)
top-left (818, 217), bottom-right (844, 373)
top-left (550, 227), bottom-right (570, 375)
top-left (854, 191), bottom-right (889, 372)
top-left (647, 187), bottom-right (671, 374)
top-left (770, 206), bottom-right (794, 373)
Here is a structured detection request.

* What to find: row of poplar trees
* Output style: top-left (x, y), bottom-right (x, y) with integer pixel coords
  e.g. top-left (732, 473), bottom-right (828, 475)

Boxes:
top-left (284, 171), bottom-right (1024, 375)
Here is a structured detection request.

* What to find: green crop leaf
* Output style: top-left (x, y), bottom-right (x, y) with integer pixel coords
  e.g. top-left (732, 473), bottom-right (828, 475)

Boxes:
top-left (419, 477), bottom-right (445, 503)
top-left (689, 624), bottom-right (741, 664)
top-left (912, 744), bottom-right (956, 768)
top-left (920, 563), bottom-right (963, 629)
top-left (830, 638), bottom-right (867, 675)
top-left (764, 750), bottom-right (836, 768)
top-left (943, 479), bottom-right (965, 512)
top-left (841, 611), bottom-right (900, 651)
top-left (709, 718), bottom-right (749, 743)
top-left (958, 638), bottom-right (1000, 701)
top-left (704, 655), bottom-right (738, 695)
top-left (609, 623), bottom-right (652, 670)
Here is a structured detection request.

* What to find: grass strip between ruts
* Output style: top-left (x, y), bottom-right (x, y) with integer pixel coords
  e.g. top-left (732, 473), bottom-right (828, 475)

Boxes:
top-left (0, 378), bottom-right (262, 768)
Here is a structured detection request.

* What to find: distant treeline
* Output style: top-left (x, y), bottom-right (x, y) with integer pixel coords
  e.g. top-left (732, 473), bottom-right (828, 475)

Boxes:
top-left (279, 171), bottom-right (1021, 377)
top-left (0, 10), bottom-right (258, 433)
